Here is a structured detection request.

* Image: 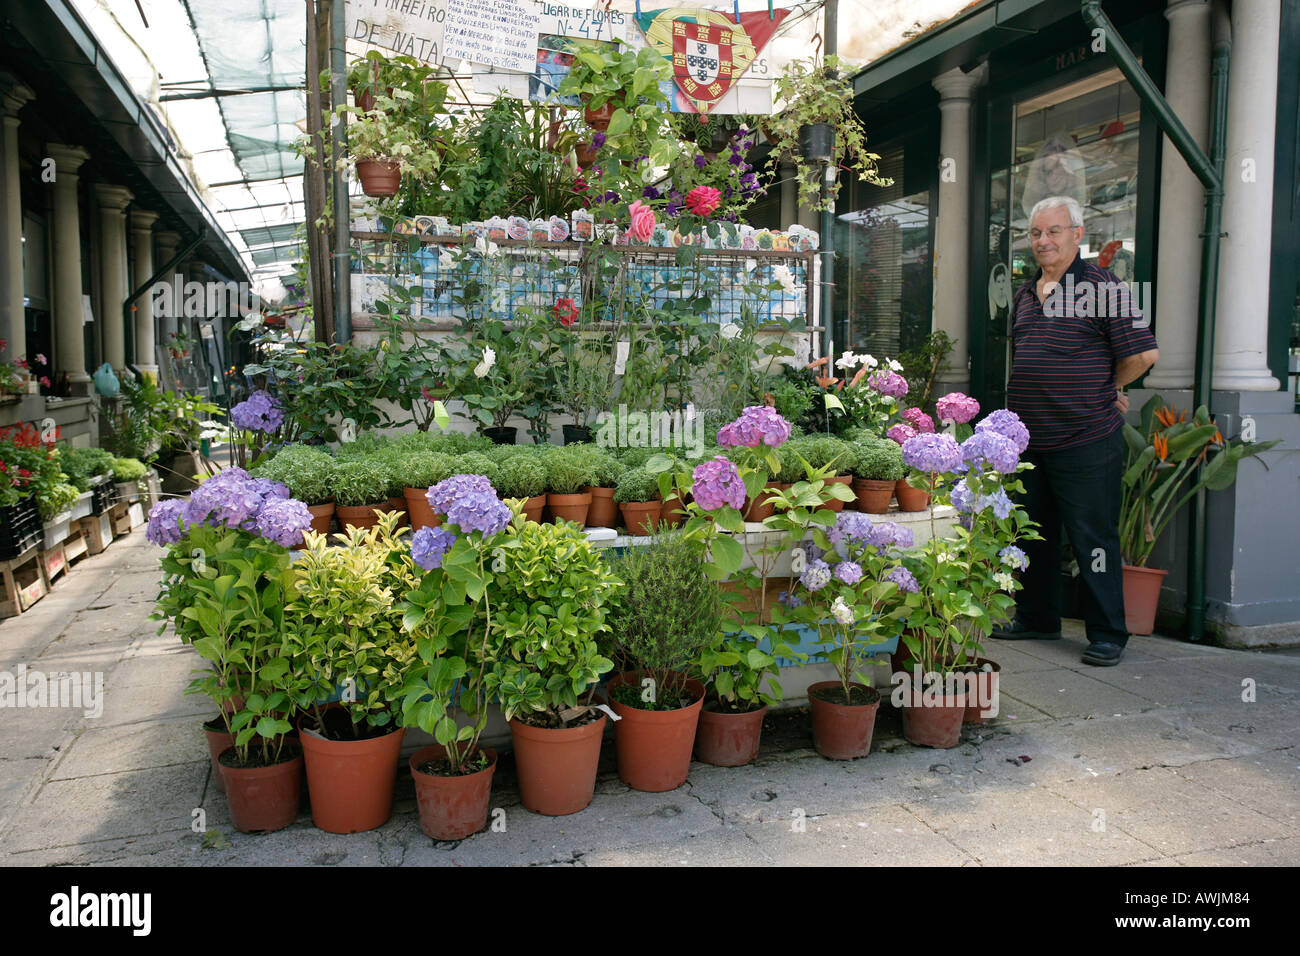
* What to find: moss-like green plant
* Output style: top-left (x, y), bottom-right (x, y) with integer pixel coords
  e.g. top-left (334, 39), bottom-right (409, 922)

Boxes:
top-left (60, 446), bottom-right (117, 491)
top-left (849, 438), bottom-right (904, 482)
top-left (495, 455), bottom-right (547, 500)
top-left (252, 443), bottom-right (337, 504)
top-left (613, 466), bottom-right (660, 504)
top-left (587, 449), bottom-right (626, 488)
top-left (452, 452), bottom-right (501, 488)
top-left (111, 457), bottom-right (148, 482)
top-left (329, 458), bottom-right (391, 506)
top-left (394, 451), bottom-right (456, 489)
top-left (542, 446), bottom-right (597, 495)
top-left (336, 432), bottom-right (392, 459)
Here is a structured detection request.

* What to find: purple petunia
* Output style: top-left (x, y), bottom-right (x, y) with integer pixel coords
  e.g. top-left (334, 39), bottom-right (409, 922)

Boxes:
top-left (254, 497), bottom-right (314, 548)
top-left (694, 154), bottom-right (707, 169)
top-left (833, 561), bottom-right (863, 585)
top-left (411, 526), bottom-right (457, 570)
top-left (901, 433), bottom-right (963, 474)
top-left (961, 430), bottom-right (1021, 474)
top-left (642, 185), bottom-right (661, 200)
top-left (885, 566), bottom-right (920, 593)
top-left (800, 559), bottom-right (831, 592)
top-left (976, 408), bottom-right (1030, 455)
top-left (230, 390), bottom-right (285, 433)
top-left (886, 424), bottom-right (917, 446)
top-left (717, 405), bottom-right (792, 449)
top-left (427, 474), bottom-right (496, 515)
top-left (146, 498), bottom-right (189, 546)
top-left (867, 370), bottom-right (909, 398)
top-left (592, 131), bottom-right (606, 149)
top-left (934, 392), bottom-right (980, 426)
top-left (691, 456), bottom-right (746, 511)
top-left (901, 407), bottom-right (935, 433)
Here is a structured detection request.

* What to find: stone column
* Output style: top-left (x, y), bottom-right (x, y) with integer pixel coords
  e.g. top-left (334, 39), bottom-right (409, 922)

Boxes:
top-left (1, 83), bottom-right (34, 361)
top-left (930, 65), bottom-right (984, 393)
top-left (154, 229), bottom-right (182, 348)
top-left (129, 209), bottom-right (160, 378)
top-left (95, 184), bottom-right (133, 371)
top-left (1213, 0), bottom-right (1281, 390)
top-left (1145, 0), bottom-right (1211, 389)
top-left (47, 144), bottom-right (91, 390)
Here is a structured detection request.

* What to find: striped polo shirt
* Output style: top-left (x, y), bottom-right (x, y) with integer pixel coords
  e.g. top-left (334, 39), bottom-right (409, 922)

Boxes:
top-left (1006, 252), bottom-right (1158, 452)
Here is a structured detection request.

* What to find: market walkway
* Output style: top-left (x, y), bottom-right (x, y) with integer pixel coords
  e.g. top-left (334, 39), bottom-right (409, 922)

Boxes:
top-left (1, 528), bottom-right (1297, 867)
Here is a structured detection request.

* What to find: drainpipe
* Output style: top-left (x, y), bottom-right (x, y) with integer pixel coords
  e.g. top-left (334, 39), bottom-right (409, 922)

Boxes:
top-left (330, 0), bottom-right (351, 344)
top-left (821, 0), bottom-right (838, 364)
top-left (1079, 1), bottom-right (1228, 642)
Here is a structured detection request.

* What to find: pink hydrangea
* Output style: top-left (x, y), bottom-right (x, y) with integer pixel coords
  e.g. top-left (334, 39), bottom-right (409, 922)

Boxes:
top-left (717, 405), bottom-right (791, 449)
top-left (886, 423), bottom-right (917, 445)
top-left (691, 456), bottom-right (746, 511)
top-left (901, 407), bottom-right (935, 433)
top-left (935, 392), bottom-right (980, 426)
top-left (867, 370), bottom-right (909, 398)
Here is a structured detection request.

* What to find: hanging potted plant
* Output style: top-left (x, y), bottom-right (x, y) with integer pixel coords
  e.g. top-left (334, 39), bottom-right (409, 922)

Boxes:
top-left (763, 55), bottom-right (893, 211)
top-left (613, 466), bottom-right (661, 534)
top-left (282, 513), bottom-right (418, 834)
top-left (338, 94), bottom-right (441, 198)
top-left (485, 520), bottom-right (621, 816)
top-left (494, 453), bottom-right (548, 523)
top-left (328, 457), bottom-right (390, 530)
top-left (605, 531), bottom-right (717, 792)
top-left (252, 443), bottom-right (338, 535)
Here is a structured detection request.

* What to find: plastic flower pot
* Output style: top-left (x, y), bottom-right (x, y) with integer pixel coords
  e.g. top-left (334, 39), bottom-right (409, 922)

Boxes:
top-left (409, 745), bottom-right (497, 841)
top-left (403, 488), bottom-right (441, 531)
top-left (335, 502), bottom-right (384, 530)
top-left (606, 671), bottom-right (705, 792)
top-left (807, 682), bottom-right (880, 760)
top-left (203, 716), bottom-right (236, 794)
top-left (619, 500), bottom-right (661, 535)
top-left (298, 722), bottom-right (404, 833)
top-left (220, 746), bottom-right (303, 834)
top-left (894, 479), bottom-right (931, 512)
top-left (852, 478), bottom-right (895, 514)
top-left (799, 122), bottom-right (835, 164)
top-left (563, 425), bottom-right (594, 445)
top-left (962, 659), bottom-right (1001, 725)
top-left (357, 159), bottom-right (401, 197)
top-left (695, 703), bottom-right (766, 767)
top-left (1122, 565), bottom-right (1167, 636)
top-left (522, 496), bottom-right (546, 523)
top-left (822, 475), bottom-right (853, 513)
top-left (509, 714), bottom-right (607, 816)
top-left (548, 491), bottom-right (591, 527)
top-left (483, 426), bottom-right (516, 445)
top-left (583, 487), bottom-right (617, 528)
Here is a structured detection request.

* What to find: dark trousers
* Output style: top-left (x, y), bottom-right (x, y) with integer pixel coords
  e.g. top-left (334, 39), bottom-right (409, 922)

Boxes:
top-left (1017, 427), bottom-right (1129, 645)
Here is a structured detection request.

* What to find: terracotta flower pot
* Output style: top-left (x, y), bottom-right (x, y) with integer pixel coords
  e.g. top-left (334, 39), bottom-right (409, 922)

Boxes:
top-left (383, 496), bottom-right (408, 528)
top-left (1122, 564), bottom-right (1168, 636)
top-left (695, 703), bottom-right (766, 767)
top-left (822, 475), bottom-right (853, 513)
top-left (220, 746), bottom-right (303, 834)
top-left (356, 158), bottom-right (401, 197)
top-left (606, 671), bottom-right (705, 792)
top-left (660, 492), bottom-right (687, 529)
top-left (509, 714), bottom-right (607, 816)
top-left (962, 659), bottom-right (1001, 724)
top-left (900, 681), bottom-right (967, 748)
top-left (619, 500), bottom-right (661, 535)
top-left (894, 478), bottom-right (931, 512)
top-left (306, 501), bottom-right (335, 535)
top-left (852, 477), bottom-right (896, 514)
top-left (521, 495), bottom-right (546, 523)
top-left (298, 723), bottom-right (405, 833)
top-left (548, 491), bottom-right (592, 526)
top-left (583, 101), bottom-right (615, 131)
top-left (744, 483), bottom-right (787, 522)
top-left (204, 716), bottom-right (235, 794)
top-left (409, 745), bottom-right (497, 841)
top-left (335, 502), bottom-right (384, 530)
top-left (575, 141), bottom-right (600, 169)
top-left (584, 486), bottom-right (618, 527)
top-left (807, 681), bottom-right (881, 759)
top-left (404, 487), bottom-right (441, 531)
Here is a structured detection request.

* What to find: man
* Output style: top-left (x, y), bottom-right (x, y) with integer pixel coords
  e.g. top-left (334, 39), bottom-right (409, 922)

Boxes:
top-left (992, 196), bottom-right (1159, 666)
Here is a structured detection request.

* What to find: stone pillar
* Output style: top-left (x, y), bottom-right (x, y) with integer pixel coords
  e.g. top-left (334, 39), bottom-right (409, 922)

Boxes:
top-left (1, 83), bottom-right (34, 361)
top-left (48, 144), bottom-right (91, 389)
top-left (154, 229), bottom-right (182, 348)
top-left (95, 184), bottom-right (133, 371)
top-left (1145, 0), bottom-right (1211, 389)
top-left (129, 209), bottom-right (160, 378)
top-left (1213, 0), bottom-right (1281, 391)
top-left (930, 65), bottom-right (984, 394)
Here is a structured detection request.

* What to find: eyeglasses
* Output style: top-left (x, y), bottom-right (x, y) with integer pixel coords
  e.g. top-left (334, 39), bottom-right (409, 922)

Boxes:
top-left (1029, 226), bottom-right (1076, 241)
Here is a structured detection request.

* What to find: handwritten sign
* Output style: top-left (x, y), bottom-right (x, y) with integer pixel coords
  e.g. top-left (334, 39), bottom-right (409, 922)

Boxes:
top-left (345, 0), bottom-right (455, 67)
top-left (535, 3), bottom-right (631, 43)
top-left (443, 0), bottom-right (541, 72)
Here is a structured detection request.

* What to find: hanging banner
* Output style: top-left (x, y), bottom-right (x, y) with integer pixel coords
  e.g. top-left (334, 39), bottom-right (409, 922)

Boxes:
top-left (634, 6), bottom-right (790, 115)
top-left (344, 0), bottom-right (457, 68)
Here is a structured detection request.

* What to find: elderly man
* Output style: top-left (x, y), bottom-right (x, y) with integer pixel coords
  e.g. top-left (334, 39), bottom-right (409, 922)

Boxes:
top-left (992, 196), bottom-right (1159, 666)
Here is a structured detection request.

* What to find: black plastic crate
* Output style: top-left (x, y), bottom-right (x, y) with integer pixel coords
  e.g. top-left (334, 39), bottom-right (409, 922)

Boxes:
top-left (89, 476), bottom-right (115, 515)
top-left (0, 496), bottom-right (41, 560)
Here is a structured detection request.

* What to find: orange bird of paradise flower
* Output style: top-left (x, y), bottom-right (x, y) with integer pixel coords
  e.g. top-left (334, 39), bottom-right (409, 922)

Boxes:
top-left (1154, 406), bottom-right (1186, 428)
top-left (1153, 433), bottom-right (1169, 460)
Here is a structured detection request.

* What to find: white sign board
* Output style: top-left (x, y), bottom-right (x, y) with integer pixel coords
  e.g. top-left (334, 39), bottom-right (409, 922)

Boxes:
top-left (443, 0), bottom-right (541, 72)
top-left (535, 3), bottom-right (631, 43)
top-left (345, 0), bottom-right (456, 67)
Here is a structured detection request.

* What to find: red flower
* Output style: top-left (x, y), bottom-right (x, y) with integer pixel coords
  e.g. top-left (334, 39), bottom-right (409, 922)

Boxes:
top-left (554, 298), bottom-right (579, 327)
top-left (685, 186), bottom-right (721, 218)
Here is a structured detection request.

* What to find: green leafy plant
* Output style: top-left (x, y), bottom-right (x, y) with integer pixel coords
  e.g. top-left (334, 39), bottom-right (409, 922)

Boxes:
top-left (395, 451), bottom-right (456, 490)
top-left (848, 439), bottom-right (904, 482)
top-left (328, 458), bottom-right (390, 507)
top-left (613, 465), bottom-right (659, 504)
top-left (251, 444), bottom-right (336, 505)
top-left (59, 446), bottom-right (116, 492)
top-left (451, 452), bottom-right (500, 487)
top-left (541, 446), bottom-right (596, 496)
top-left (494, 455), bottom-right (547, 500)
top-left (111, 457), bottom-right (148, 482)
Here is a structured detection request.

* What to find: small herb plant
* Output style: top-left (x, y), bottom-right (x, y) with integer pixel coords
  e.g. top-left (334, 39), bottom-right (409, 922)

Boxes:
top-left (849, 438), bottom-right (905, 482)
top-left (252, 444), bottom-right (336, 505)
top-left (395, 451), bottom-right (456, 490)
top-left (542, 446), bottom-right (595, 496)
top-left (613, 466), bottom-right (659, 504)
top-left (328, 458), bottom-right (391, 507)
top-left (494, 455), bottom-right (547, 500)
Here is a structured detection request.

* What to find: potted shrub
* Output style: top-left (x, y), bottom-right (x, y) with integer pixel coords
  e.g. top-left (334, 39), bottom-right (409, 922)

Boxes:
top-left (613, 466), bottom-right (661, 534)
top-left (282, 513), bottom-right (419, 833)
top-left (374, 449), bottom-right (410, 528)
top-left (328, 457), bottom-right (391, 530)
top-left (583, 449), bottom-right (624, 528)
top-left (252, 443), bottom-right (338, 534)
top-left (111, 456), bottom-right (148, 504)
top-left (541, 446), bottom-right (595, 526)
top-left (335, 89), bottom-right (442, 198)
top-left (606, 531), bottom-right (717, 791)
top-left (691, 630), bottom-right (781, 767)
top-left (848, 438), bottom-right (904, 513)
top-left (484, 520), bottom-right (620, 815)
top-left (494, 453), bottom-right (547, 523)
top-left (396, 451), bottom-right (455, 530)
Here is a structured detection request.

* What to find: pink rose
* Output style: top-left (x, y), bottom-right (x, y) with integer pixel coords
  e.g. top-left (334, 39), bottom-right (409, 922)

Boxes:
top-left (627, 200), bottom-right (656, 244)
top-left (685, 186), bottom-right (721, 217)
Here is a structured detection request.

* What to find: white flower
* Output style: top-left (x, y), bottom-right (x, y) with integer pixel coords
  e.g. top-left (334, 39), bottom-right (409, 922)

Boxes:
top-left (831, 596), bottom-right (854, 626)
top-left (771, 264), bottom-right (797, 295)
top-left (474, 236), bottom-right (500, 258)
top-left (719, 322), bottom-right (741, 340)
top-left (994, 571), bottom-right (1016, 592)
top-left (473, 346), bottom-right (496, 378)
top-left (641, 164), bottom-right (658, 184)
top-left (835, 351), bottom-right (858, 370)
top-left (861, 354), bottom-right (879, 369)
top-left (437, 249), bottom-right (457, 271)
top-left (887, 358), bottom-right (904, 372)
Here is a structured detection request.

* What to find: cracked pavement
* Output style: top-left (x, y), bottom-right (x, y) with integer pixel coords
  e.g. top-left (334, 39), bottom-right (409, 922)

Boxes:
top-left (1, 527), bottom-right (1298, 866)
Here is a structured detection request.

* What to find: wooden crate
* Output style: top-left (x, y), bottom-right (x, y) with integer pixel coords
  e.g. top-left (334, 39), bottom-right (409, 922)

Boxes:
top-left (64, 527), bottom-right (89, 565)
top-left (127, 502), bottom-right (146, 530)
top-left (79, 513), bottom-right (115, 555)
top-left (41, 543), bottom-right (67, 585)
top-left (0, 545), bottom-right (48, 619)
top-left (111, 502), bottom-right (132, 537)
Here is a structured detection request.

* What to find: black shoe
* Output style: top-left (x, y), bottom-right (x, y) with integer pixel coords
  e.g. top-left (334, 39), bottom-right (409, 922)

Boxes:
top-left (1081, 642), bottom-right (1124, 666)
top-left (990, 619), bottom-right (1062, 641)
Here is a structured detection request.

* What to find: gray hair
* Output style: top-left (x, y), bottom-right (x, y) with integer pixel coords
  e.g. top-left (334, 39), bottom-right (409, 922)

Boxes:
top-left (1029, 195), bottom-right (1084, 229)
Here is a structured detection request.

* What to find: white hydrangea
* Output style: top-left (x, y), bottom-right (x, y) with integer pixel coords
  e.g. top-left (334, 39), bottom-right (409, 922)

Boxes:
top-left (473, 346), bottom-right (496, 378)
top-left (831, 596), bottom-right (855, 626)
top-left (720, 322), bottom-right (741, 340)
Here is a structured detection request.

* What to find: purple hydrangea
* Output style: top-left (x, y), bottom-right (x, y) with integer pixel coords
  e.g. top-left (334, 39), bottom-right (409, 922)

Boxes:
top-left (886, 423), bottom-right (917, 446)
top-left (828, 512), bottom-right (874, 550)
top-left (999, 545), bottom-right (1029, 570)
top-left (950, 478), bottom-right (975, 514)
top-left (796, 539), bottom-right (824, 565)
top-left (427, 474), bottom-right (496, 515)
top-left (935, 392), bottom-right (980, 426)
top-left (901, 433), bottom-right (963, 473)
top-left (778, 590), bottom-right (804, 609)
top-left (885, 566), bottom-right (920, 593)
top-left (867, 370), bottom-right (909, 398)
top-left (833, 561), bottom-right (863, 585)
top-left (800, 559), bottom-right (831, 592)
top-left (961, 430), bottom-right (1021, 474)
top-left (411, 526), bottom-right (457, 570)
top-left (254, 497), bottom-right (314, 548)
top-left (248, 478), bottom-right (291, 500)
top-left (901, 407), bottom-right (935, 433)
top-left (987, 488), bottom-right (1013, 520)
top-left (230, 390), bottom-right (285, 433)
top-left (717, 405), bottom-right (792, 449)
top-left (185, 468), bottom-right (265, 530)
top-left (146, 498), bottom-right (189, 546)
top-left (976, 409), bottom-right (1030, 455)
top-left (445, 489), bottom-right (512, 536)
top-left (691, 456), bottom-right (746, 511)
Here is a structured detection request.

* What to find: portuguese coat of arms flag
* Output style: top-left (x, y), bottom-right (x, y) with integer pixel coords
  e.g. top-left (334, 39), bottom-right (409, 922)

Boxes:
top-left (634, 6), bottom-right (791, 114)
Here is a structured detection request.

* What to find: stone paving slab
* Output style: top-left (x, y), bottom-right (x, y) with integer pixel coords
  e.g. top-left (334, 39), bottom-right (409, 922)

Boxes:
top-left (1172, 751), bottom-right (1300, 831)
top-left (993, 666), bottom-right (1161, 718)
top-left (1172, 835), bottom-right (1300, 866)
